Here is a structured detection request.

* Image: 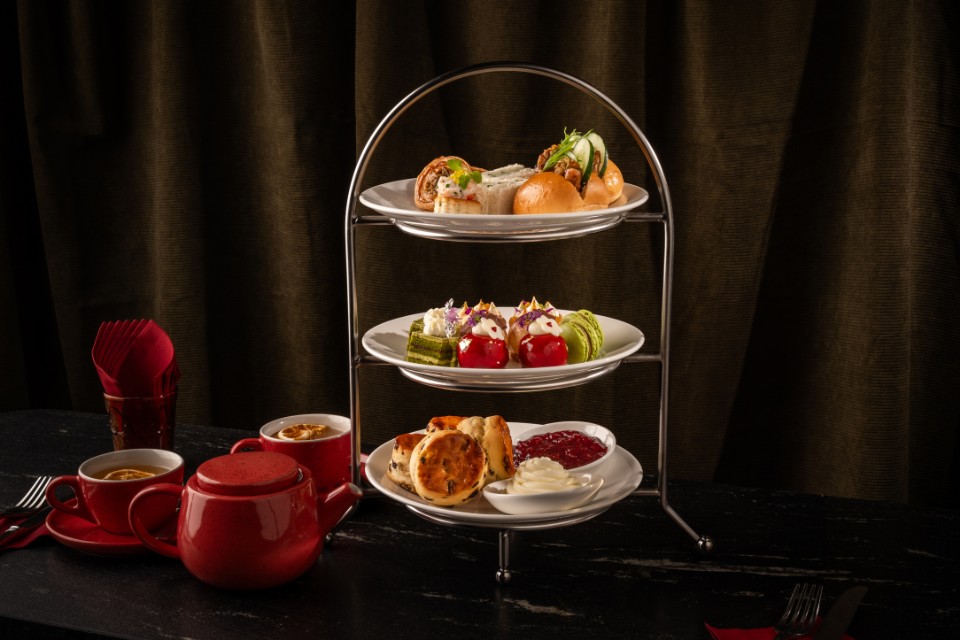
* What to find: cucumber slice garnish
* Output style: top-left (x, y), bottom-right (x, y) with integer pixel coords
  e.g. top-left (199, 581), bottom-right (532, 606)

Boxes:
top-left (584, 131), bottom-right (607, 176)
top-left (572, 138), bottom-right (595, 189)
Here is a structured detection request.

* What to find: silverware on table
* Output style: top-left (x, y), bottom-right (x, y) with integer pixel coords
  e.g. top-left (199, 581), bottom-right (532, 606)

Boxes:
top-left (773, 583), bottom-right (824, 639)
top-left (0, 475), bottom-right (53, 518)
top-left (813, 586), bottom-right (868, 640)
top-left (0, 505), bottom-right (52, 548)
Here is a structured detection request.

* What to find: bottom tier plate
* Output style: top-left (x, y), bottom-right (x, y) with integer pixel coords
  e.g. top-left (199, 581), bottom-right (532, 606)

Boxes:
top-left (365, 421), bottom-right (643, 528)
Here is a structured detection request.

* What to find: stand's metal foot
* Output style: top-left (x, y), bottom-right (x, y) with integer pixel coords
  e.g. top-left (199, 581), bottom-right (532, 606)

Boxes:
top-left (661, 500), bottom-right (714, 554)
top-left (697, 535), bottom-right (715, 554)
top-left (496, 530), bottom-right (512, 584)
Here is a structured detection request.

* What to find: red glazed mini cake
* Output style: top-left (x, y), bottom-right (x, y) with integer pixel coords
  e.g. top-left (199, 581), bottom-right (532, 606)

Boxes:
top-left (457, 302), bottom-right (509, 368)
top-left (517, 314), bottom-right (568, 367)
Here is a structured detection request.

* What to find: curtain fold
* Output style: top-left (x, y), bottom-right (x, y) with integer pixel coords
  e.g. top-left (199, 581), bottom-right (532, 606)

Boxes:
top-left (1, 0), bottom-right (957, 507)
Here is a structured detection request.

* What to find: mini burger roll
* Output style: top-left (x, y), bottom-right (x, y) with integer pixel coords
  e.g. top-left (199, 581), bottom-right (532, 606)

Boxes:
top-left (513, 172), bottom-right (610, 214)
top-left (603, 159), bottom-right (624, 204)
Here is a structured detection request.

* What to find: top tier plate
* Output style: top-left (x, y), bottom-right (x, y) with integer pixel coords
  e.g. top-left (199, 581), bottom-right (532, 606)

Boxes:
top-left (358, 179), bottom-right (649, 241)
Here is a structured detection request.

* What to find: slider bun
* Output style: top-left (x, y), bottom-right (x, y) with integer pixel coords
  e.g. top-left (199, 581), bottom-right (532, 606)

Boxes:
top-left (603, 159), bottom-right (624, 204)
top-left (512, 172), bottom-right (610, 215)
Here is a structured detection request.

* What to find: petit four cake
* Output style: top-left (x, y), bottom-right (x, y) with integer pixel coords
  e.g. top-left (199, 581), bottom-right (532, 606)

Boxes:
top-left (507, 297), bottom-right (563, 359)
top-left (457, 301), bottom-right (509, 369)
top-left (517, 314), bottom-right (568, 367)
top-left (405, 300), bottom-right (462, 366)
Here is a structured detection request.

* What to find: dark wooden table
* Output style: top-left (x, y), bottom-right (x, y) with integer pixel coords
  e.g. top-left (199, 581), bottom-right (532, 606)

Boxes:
top-left (1, 410), bottom-right (957, 639)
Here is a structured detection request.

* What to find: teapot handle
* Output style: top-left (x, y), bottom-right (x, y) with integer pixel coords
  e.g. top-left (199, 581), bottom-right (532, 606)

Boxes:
top-left (128, 483), bottom-right (181, 559)
top-left (230, 438), bottom-right (263, 454)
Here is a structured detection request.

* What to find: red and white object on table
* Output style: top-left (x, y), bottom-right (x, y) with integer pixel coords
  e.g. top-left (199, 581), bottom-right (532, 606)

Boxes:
top-left (91, 319), bottom-right (180, 397)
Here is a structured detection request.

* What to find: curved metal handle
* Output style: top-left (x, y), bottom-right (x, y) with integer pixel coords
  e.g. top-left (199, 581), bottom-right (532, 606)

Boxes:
top-left (345, 61), bottom-right (671, 220)
top-left (344, 64), bottom-right (677, 528)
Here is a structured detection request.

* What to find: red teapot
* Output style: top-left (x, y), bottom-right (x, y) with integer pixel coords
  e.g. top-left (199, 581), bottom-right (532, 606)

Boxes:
top-left (128, 451), bottom-right (361, 589)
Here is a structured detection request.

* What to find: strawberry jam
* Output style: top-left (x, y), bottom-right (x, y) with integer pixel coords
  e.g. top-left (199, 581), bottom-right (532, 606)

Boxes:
top-left (514, 430), bottom-right (608, 469)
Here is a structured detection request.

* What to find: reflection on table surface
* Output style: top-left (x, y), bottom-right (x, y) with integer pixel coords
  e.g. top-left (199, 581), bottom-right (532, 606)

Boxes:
top-left (1, 410), bottom-right (957, 639)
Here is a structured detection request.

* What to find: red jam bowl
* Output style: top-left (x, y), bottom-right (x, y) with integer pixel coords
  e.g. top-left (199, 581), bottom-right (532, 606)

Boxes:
top-left (513, 421), bottom-right (616, 472)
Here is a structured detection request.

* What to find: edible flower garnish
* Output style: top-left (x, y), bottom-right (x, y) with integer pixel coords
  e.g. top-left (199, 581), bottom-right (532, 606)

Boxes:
top-left (446, 158), bottom-right (483, 190)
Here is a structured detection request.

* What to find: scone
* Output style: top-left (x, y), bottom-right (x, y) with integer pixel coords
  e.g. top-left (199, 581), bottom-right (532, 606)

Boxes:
top-left (456, 415), bottom-right (516, 483)
top-left (386, 432), bottom-right (425, 492)
top-left (409, 429), bottom-right (487, 506)
top-left (426, 415), bottom-right (466, 432)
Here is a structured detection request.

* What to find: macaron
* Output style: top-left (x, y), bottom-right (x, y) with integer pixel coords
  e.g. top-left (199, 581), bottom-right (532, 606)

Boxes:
top-left (560, 310), bottom-right (604, 363)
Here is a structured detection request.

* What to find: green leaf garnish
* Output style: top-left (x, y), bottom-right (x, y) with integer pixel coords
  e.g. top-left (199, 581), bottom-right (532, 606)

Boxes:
top-left (445, 158), bottom-right (481, 189)
top-left (543, 128), bottom-right (594, 172)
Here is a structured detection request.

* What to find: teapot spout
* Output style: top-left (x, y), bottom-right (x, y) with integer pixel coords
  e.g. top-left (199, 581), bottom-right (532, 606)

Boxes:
top-left (316, 482), bottom-right (363, 536)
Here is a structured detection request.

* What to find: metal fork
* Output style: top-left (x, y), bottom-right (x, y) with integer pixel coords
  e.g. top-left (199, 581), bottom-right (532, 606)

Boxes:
top-left (773, 583), bottom-right (823, 639)
top-left (0, 476), bottom-right (54, 518)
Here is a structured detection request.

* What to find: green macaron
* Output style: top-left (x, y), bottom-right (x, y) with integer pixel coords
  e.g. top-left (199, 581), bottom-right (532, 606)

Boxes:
top-left (560, 310), bottom-right (604, 363)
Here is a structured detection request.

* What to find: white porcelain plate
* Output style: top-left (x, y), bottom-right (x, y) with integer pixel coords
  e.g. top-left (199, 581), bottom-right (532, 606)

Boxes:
top-left (358, 179), bottom-right (649, 240)
top-left (365, 421), bottom-right (643, 526)
top-left (361, 311), bottom-right (644, 390)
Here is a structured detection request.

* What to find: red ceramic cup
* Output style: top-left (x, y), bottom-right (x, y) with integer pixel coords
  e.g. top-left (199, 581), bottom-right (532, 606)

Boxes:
top-left (46, 448), bottom-right (184, 535)
top-left (230, 414), bottom-right (351, 492)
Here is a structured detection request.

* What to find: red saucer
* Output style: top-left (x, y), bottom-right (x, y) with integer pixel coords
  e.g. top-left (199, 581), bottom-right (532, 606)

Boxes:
top-left (45, 502), bottom-right (176, 557)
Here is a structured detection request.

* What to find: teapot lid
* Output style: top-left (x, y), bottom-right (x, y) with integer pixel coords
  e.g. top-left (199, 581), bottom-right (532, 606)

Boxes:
top-left (196, 452), bottom-right (301, 496)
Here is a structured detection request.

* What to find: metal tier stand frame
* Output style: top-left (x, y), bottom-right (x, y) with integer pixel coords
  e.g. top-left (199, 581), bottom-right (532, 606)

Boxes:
top-left (344, 62), bottom-right (713, 583)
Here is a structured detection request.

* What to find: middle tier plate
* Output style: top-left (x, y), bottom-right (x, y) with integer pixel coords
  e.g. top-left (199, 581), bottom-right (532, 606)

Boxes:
top-left (361, 311), bottom-right (645, 391)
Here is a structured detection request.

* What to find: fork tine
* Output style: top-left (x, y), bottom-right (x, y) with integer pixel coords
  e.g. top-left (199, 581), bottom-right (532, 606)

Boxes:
top-left (777, 583), bottom-right (802, 627)
top-left (25, 476), bottom-right (53, 509)
top-left (5, 476), bottom-right (52, 513)
top-left (802, 585), bottom-right (823, 627)
top-left (15, 476), bottom-right (48, 508)
top-left (12, 476), bottom-right (45, 508)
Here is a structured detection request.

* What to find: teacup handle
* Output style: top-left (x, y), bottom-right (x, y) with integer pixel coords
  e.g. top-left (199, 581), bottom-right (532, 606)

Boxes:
top-left (128, 483), bottom-right (181, 559)
top-left (230, 438), bottom-right (263, 454)
top-left (45, 476), bottom-right (95, 524)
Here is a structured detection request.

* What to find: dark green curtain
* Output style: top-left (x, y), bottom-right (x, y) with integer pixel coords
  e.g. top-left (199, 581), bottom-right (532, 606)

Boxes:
top-left (2, 1), bottom-right (957, 507)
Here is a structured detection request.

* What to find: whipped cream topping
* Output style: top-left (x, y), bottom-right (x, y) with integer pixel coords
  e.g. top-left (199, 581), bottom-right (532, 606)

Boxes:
top-left (422, 307), bottom-right (448, 337)
top-left (423, 299), bottom-right (460, 338)
top-left (527, 315), bottom-right (562, 337)
top-left (507, 457), bottom-right (585, 494)
top-left (471, 316), bottom-right (505, 340)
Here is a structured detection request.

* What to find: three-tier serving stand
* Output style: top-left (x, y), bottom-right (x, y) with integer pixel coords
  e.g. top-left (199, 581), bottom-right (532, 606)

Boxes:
top-left (344, 63), bottom-right (712, 582)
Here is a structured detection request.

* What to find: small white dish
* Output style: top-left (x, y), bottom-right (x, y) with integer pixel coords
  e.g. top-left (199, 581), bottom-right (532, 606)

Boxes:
top-left (514, 421), bottom-right (617, 473)
top-left (483, 474), bottom-right (604, 515)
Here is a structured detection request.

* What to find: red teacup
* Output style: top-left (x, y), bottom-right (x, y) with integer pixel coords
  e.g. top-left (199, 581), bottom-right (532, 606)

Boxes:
top-left (46, 448), bottom-right (184, 535)
top-left (230, 414), bottom-right (351, 492)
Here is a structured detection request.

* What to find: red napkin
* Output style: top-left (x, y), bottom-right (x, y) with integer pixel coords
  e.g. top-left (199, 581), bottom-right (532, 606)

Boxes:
top-left (0, 514), bottom-right (51, 551)
top-left (705, 620), bottom-right (854, 639)
top-left (92, 319), bottom-right (180, 397)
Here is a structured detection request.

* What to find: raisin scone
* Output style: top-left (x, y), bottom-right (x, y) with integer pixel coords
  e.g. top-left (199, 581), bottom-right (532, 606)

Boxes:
top-left (425, 415), bottom-right (466, 433)
top-left (386, 432), bottom-right (425, 492)
top-left (409, 429), bottom-right (487, 506)
top-left (456, 415), bottom-right (515, 483)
